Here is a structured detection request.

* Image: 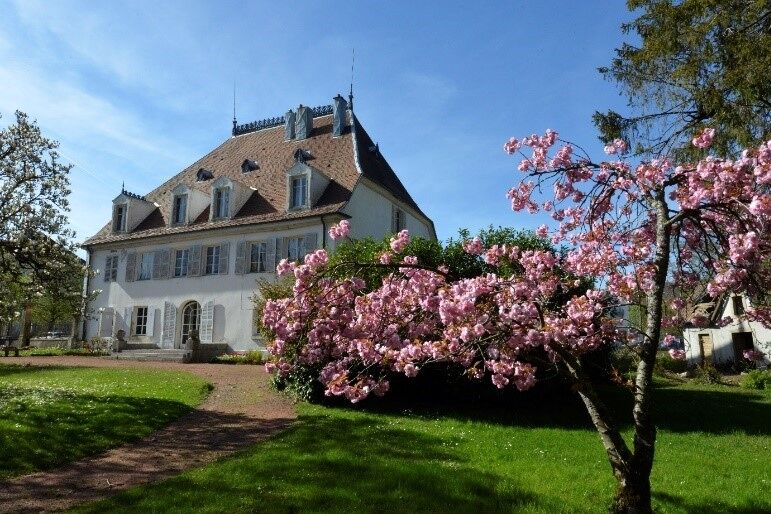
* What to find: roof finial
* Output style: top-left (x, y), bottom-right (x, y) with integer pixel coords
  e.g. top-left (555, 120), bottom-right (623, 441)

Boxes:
top-left (121, 181), bottom-right (125, 194)
top-left (349, 48), bottom-right (355, 111)
top-left (232, 81), bottom-right (238, 136)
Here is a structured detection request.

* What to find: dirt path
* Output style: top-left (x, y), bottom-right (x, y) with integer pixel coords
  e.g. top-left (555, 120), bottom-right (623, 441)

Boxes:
top-left (0, 357), bottom-right (296, 513)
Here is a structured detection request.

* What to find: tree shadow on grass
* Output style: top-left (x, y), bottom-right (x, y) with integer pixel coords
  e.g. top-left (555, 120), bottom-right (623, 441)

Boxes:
top-left (76, 414), bottom-right (544, 514)
top-left (349, 374), bottom-right (771, 436)
top-left (653, 491), bottom-right (771, 514)
top-left (0, 363), bottom-right (85, 377)
top-left (0, 391), bottom-right (194, 478)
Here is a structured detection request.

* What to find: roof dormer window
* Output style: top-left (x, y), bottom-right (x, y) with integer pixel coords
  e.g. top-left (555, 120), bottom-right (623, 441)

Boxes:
top-left (113, 204), bottom-right (127, 232)
top-left (172, 194), bottom-right (187, 225)
top-left (213, 187), bottom-right (230, 219)
top-left (241, 159), bottom-right (259, 173)
top-left (197, 168), bottom-right (214, 181)
top-left (290, 175), bottom-right (308, 209)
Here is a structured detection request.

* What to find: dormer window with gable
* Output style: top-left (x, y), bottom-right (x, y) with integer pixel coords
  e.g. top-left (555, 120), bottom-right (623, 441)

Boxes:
top-left (290, 175), bottom-right (308, 209)
top-left (213, 187), bottom-right (230, 219)
top-left (113, 204), bottom-right (127, 232)
top-left (172, 194), bottom-right (187, 225)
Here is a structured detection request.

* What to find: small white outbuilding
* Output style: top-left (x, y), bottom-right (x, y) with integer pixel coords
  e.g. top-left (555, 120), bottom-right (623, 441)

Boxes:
top-left (683, 294), bottom-right (770, 368)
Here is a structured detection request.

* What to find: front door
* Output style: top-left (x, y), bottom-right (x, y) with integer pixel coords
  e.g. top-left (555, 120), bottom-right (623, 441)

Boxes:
top-left (698, 334), bottom-right (713, 366)
top-left (180, 301), bottom-right (200, 349)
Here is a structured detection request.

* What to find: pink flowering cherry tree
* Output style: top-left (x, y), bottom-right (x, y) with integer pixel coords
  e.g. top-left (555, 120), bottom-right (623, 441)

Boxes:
top-left (263, 128), bottom-right (771, 513)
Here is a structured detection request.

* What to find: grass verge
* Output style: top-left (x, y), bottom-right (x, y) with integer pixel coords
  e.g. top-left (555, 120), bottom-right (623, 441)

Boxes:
top-left (0, 364), bottom-right (211, 478)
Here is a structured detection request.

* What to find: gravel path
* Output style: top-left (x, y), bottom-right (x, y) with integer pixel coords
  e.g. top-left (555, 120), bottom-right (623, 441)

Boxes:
top-left (0, 356), bottom-right (296, 513)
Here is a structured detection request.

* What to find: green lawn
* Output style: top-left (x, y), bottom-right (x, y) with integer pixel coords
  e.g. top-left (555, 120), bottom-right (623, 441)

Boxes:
top-left (74, 379), bottom-right (770, 514)
top-left (0, 364), bottom-right (211, 478)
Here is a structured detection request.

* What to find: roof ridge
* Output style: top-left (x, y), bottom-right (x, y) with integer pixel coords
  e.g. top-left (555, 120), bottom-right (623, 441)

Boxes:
top-left (233, 105), bottom-right (333, 136)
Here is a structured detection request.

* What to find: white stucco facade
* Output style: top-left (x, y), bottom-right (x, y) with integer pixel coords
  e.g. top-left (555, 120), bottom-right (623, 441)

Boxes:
top-left (683, 294), bottom-right (770, 368)
top-left (85, 220), bottom-right (329, 352)
top-left (342, 179), bottom-right (434, 241)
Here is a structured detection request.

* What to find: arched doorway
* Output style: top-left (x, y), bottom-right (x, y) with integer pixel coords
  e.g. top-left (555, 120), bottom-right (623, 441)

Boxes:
top-left (180, 301), bottom-right (200, 348)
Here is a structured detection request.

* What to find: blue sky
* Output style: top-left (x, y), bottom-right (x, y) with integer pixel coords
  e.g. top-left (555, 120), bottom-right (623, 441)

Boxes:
top-left (0, 1), bottom-right (632, 248)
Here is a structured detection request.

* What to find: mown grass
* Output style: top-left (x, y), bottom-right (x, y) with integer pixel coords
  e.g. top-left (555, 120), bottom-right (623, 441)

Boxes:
top-left (0, 364), bottom-right (211, 478)
top-left (75, 378), bottom-right (770, 514)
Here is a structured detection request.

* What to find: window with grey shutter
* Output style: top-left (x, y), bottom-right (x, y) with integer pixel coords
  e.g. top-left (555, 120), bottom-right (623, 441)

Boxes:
top-left (234, 241), bottom-right (247, 275)
top-left (188, 245), bottom-right (202, 277)
top-left (125, 252), bottom-right (137, 282)
top-left (266, 238), bottom-right (277, 273)
top-left (219, 242), bottom-right (230, 275)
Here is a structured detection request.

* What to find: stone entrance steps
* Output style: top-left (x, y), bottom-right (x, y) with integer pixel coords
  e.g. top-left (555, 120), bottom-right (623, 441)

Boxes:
top-left (111, 349), bottom-right (191, 363)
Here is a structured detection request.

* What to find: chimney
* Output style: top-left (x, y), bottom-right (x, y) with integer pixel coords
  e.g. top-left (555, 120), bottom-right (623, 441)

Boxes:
top-left (284, 109), bottom-right (296, 140)
top-left (332, 94), bottom-right (348, 137)
top-left (295, 104), bottom-right (313, 140)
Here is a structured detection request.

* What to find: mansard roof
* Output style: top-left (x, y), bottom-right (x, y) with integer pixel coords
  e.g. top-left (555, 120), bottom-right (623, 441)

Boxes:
top-left (83, 110), bottom-right (429, 246)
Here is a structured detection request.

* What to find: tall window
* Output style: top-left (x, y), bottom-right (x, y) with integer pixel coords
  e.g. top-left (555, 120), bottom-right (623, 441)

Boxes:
top-left (733, 295), bottom-right (745, 316)
top-left (290, 176), bottom-right (308, 208)
top-left (172, 195), bottom-right (187, 225)
top-left (205, 245), bottom-right (221, 274)
top-left (174, 248), bottom-right (190, 277)
top-left (138, 253), bottom-right (153, 280)
top-left (113, 204), bottom-right (126, 232)
top-left (250, 242), bottom-right (267, 273)
top-left (134, 306), bottom-right (148, 336)
top-left (104, 255), bottom-right (118, 282)
top-left (213, 187), bottom-right (230, 219)
top-left (287, 236), bottom-right (305, 262)
top-left (392, 206), bottom-right (405, 233)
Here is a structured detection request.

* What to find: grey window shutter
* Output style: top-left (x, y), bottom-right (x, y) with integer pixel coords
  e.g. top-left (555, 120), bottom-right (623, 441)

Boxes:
top-left (103, 256), bottom-right (110, 283)
top-left (123, 307), bottom-right (131, 334)
top-left (303, 232), bottom-right (319, 255)
top-left (125, 252), bottom-right (137, 282)
top-left (201, 300), bottom-right (214, 343)
top-left (278, 237), bottom-right (288, 260)
top-left (188, 245), bottom-right (202, 277)
top-left (266, 238), bottom-right (277, 272)
top-left (161, 301), bottom-right (177, 349)
top-left (235, 241), bottom-right (247, 275)
top-left (146, 307), bottom-right (156, 338)
top-left (160, 249), bottom-right (171, 279)
top-left (219, 242), bottom-right (230, 275)
top-left (152, 250), bottom-right (163, 279)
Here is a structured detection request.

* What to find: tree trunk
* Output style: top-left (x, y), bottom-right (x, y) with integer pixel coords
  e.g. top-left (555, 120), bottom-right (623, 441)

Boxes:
top-left (615, 191), bottom-right (671, 514)
top-left (615, 472), bottom-right (652, 514)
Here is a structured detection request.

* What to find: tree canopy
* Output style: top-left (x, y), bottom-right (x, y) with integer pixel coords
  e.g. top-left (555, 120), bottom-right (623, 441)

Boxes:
top-left (0, 111), bottom-right (81, 320)
top-left (594, 0), bottom-right (771, 159)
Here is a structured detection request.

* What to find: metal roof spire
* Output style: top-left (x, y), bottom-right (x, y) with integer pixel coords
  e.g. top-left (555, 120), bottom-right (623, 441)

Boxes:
top-left (232, 81), bottom-right (238, 136)
top-left (349, 48), bottom-right (355, 111)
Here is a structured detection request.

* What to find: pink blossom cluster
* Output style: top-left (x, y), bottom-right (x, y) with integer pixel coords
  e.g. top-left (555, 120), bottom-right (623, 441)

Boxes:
top-left (603, 138), bottom-right (628, 156)
top-left (390, 229), bottom-right (410, 253)
top-left (691, 127), bottom-right (715, 149)
top-left (328, 220), bottom-right (351, 241)
top-left (743, 349), bottom-right (764, 362)
top-left (668, 349), bottom-right (686, 360)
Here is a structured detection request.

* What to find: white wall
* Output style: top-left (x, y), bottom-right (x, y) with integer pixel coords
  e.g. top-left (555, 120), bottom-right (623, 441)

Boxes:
top-left (343, 180), bottom-right (434, 241)
top-left (683, 295), bottom-right (771, 367)
top-left (86, 221), bottom-right (323, 351)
